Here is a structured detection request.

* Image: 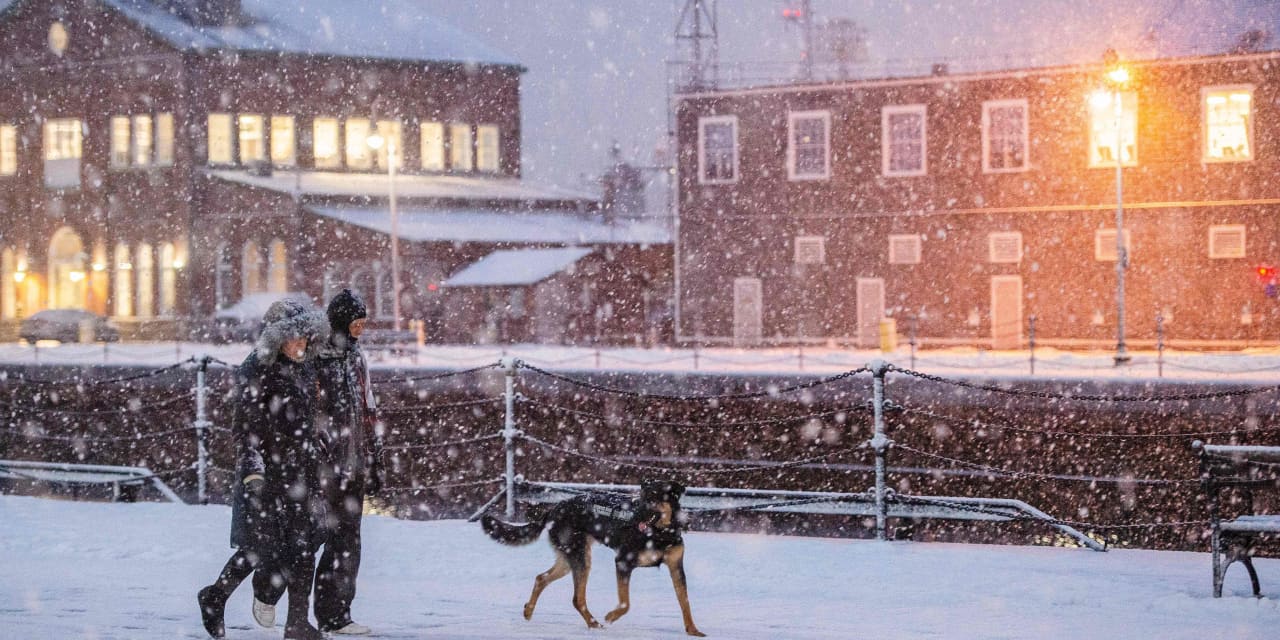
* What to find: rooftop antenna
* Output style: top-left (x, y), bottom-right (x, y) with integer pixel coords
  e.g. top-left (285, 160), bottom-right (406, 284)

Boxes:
top-left (675, 0), bottom-right (719, 91)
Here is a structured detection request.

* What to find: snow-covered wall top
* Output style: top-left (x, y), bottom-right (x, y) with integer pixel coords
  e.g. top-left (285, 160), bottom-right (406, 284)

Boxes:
top-left (3, 0), bottom-right (522, 67)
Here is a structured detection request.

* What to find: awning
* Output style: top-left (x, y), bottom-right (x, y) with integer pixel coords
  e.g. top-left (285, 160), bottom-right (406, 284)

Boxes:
top-left (443, 247), bottom-right (593, 287)
top-left (306, 205), bottom-right (670, 245)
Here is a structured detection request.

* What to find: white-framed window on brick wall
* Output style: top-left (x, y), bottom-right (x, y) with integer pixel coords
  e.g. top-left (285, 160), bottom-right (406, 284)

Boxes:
top-left (882, 104), bottom-right (926, 176)
top-left (988, 231), bottom-right (1022, 263)
top-left (1203, 85), bottom-right (1254, 162)
top-left (1094, 228), bottom-right (1132, 262)
top-left (982, 98), bottom-right (1029, 173)
top-left (787, 110), bottom-right (830, 180)
top-left (698, 114), bottom-right (738, 184)
top-left (1208, 224), bottom-right (1246, 259)
top-left (888, 234), bottom-right (922, 265)
top-left (0, 125), bottom-right (15, 176)
top-left (794, 235), bottom-right (826, 264)
top-left (1088, 91), bottom-right (1138, 167)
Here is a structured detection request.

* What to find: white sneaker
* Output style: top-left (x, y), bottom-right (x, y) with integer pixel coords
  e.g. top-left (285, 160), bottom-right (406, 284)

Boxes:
top-left (330, 622), bottom-right (372, 635)
top-left (251, 598), bottom-right (275, 628)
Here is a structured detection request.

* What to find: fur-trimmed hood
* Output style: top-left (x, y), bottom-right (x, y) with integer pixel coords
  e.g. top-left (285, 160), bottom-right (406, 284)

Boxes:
top-left (253, 298), bottom-right (328, 365)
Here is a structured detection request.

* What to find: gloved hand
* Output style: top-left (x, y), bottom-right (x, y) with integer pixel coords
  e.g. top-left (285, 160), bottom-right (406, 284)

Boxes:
top-left (243, 473), bottom-right (266, 512)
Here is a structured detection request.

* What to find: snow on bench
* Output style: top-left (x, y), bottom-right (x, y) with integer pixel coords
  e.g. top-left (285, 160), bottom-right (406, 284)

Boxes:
top-left (1194, 442), bottom-right (1280, 597)
top-left (513, 481), bottom-right (1105, 551)
top-left (0, 460), bottom-right (183, 504)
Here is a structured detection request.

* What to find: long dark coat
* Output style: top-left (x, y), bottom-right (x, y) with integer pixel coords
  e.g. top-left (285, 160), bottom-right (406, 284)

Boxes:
top-left (229, 349), bottom-right (324, 554)
top-left (314, 332), bottom-right (379, 481)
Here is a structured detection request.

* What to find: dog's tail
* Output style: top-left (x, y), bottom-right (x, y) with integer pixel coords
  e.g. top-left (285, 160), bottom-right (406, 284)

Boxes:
top-left (480, 505), bottom-right (550, 546)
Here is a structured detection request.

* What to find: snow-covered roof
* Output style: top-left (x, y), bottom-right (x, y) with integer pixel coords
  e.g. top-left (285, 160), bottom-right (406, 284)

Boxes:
top-left (443, 247), bottom-right (593, 288)
top-left (207, 169), bottom-right (597, 204)
top-left (307, 205), bottom-right (671, 246)
top-left (64, 1), bottom-right (521, 67)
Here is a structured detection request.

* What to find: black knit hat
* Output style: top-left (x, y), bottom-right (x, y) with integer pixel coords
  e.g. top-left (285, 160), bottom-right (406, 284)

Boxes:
top-left (327, 288), bottom-right (368, 332)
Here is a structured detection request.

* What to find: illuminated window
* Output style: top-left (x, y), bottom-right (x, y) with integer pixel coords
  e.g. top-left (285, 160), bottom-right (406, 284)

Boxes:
top-left (0, 125), bottom-right (15, 176)
top-left (313, 117), bottom-right (340, 168)
top-left (158, 242), bottom-right (176, 316)
top-left (43, 118), bottom-right (82, 189)
top-left (110, 116), bottom-right (130, 168)
top-left (135, 242), bottom-right (154, 319)
top-left (882, 104), bottom-right (926, 176)
top-left (207, 113), bottom-right (233, 164)
top-left (476, 124), bottom-right (500, 172)
top-left (238, 114), bottom-right (265, 164)
top-left (156, 113), bottom-right (174, 166)
top-left (242, 240), bottom-right (263, 296)
top-left (698, 114), bottom-right (738, 184)
top-left (982, 99), bottom-right (1028, 172)
top-left (267, 239), bottom-right (287, 293)
top-left (888, 234), bottom-right (922, 265)
top-left (374, 120), bottom-right (402, 170)
top-left (113, 243), bottom-right (132, 318)
top-left (1204, 86), bottom-right (1253, 162)
top-left (449, 123), bottom-right (473, 171)
top-left (788, 110), bottom-right (830, 180)
top-left (270, 116), bottom-right (295, 166)
top-left (1088, 91), bottom-right (1137, 167)
top-left (345, 118), bottom-right (373, 169)
top-left (420, 121), bottom-right (444, 171)
top-left (132, 114), bottom-right (153, 166)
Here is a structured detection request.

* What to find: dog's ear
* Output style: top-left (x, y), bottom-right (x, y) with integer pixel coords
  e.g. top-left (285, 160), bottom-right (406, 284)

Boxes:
top-left (669, 481), bottom-right (686, 500)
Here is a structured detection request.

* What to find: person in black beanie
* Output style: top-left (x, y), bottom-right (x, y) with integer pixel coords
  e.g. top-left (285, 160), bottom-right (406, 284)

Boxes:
top-left (253, 289), bottom-right (383, 636)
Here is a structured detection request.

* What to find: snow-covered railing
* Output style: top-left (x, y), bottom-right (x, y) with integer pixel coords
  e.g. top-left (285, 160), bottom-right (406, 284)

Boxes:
top-left (0, 459), bottom-right (184, 503)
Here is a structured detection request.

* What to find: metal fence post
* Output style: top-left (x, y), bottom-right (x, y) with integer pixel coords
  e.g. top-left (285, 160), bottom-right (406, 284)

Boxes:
top-left (1156, 313), bottom-right (1165, 378)
top-left (870, 360), bottom-right (891, 541)
top-left (1028, 315), bottom-right (1037, 376)
top-left (908, 316), bottom-right (918, 370)
top-left (502, 356), bottom-right (519, 518)
top-left (194, 355), bottom-right (211, 505)
top-left (797, 342), bottom-right (805, 371)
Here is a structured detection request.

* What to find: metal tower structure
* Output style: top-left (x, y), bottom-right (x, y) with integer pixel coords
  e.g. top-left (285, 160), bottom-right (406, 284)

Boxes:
top-left (675, 0), bottom-right (719, 92)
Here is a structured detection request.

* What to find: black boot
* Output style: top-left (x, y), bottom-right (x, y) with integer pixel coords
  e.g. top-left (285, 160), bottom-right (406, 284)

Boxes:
top-left (196, 585), bottom-right (226, 639)
top-left (283, 620), bottom-right (325, 640)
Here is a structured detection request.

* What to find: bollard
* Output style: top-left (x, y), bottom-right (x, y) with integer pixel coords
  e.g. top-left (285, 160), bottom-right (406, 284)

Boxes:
top-left (1028, 315), bottom-right (1037, 376)
top-left (797, 342), bottom-right (805, 371)
top-left (1156, 313), bottom-right (1165, 378)
top-left (908, 316), bottom-right (918, 370)
top-left (194, 355), bottom-right (211, 505)
top-left (869, 360), bottom-right (891, 541)
top-left (501, 356), bottom-right (519, 518)
top-left (594, 348), bottom-right (601, 369)
top-left (103, 340), bottom-right (109, 364)
top-left (693, 343), bottom-right (700, 370)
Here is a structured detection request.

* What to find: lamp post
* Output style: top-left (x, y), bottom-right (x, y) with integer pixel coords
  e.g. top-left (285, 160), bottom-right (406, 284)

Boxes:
top-left (1103, 49), bottom-right (1131, 365)
top-left (367, 131), bottom-right (401, 331)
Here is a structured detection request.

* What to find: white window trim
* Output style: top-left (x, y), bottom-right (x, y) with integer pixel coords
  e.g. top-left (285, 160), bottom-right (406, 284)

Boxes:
top-left (697, 114), bottom-right (738, 185)
top-left (881, 104), bottom-right (927, 177)
top-left (981, 98), bottom-right (1030, 174)
top-left (1208, 224), bottom-right (1247, 259)
top-left (794, 235), bottom-right (826, 264)
top-left (787, 109), bottom-right (831, 181)
top-left (1094, 228), bottom-right (1132, 262)
top-left (1202, 84), bottom-right (1255, 164)
top-left (988, 231), bottom-right (1023, 264)
top-left (888, 234), bottom-right (922, 265)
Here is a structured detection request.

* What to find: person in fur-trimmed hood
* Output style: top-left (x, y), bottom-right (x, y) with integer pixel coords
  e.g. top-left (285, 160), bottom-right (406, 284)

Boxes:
top-left (253, 289), bottom-right (383, 636)
top-left (197, 298), bottom-right (328, 640)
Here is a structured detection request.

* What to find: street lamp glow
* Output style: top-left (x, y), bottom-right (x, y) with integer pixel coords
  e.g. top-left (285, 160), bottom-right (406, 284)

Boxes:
top-left (13, 271), bottom-right (25, 283)
top-left (366, 132), bottom-right (385, 150)
top-left (68, 270), bottom-right (85, 283)
top-left (1090, 90), bottom-right (1113, 109)
top-left (1106, 66), bottom-right (1130, 86)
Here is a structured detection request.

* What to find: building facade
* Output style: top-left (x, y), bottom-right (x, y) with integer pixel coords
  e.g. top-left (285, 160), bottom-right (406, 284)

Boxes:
top-left (675, 51), bottom-right (1280, 349)
top-left (0, 0), bottom-right (670, 343)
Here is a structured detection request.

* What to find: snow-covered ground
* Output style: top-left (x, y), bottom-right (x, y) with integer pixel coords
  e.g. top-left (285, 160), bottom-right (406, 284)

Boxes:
top-left (2, 341), bottom-right (1280, 382)
top-left (2, 495), bottom-right (1278, 639)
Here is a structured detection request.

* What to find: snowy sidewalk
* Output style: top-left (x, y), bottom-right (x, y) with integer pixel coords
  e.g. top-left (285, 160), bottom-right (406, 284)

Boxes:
top-left (1, 496), bottom-right (1278, 639)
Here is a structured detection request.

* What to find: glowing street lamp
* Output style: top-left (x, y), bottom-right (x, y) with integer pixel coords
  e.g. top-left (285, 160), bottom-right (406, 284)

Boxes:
top-left (1102, 48), bottom-right (1131, 365)
top-left (367, 130), bottom-right (401, 331)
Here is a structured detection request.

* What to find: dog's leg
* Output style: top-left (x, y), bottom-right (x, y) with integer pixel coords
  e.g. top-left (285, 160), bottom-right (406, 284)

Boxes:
top-left (525, 553), bottom-right (570, 621)
top-left (570, 548), bottom-right (604, 629)
top-left (604, 563), bottom-right (634, 624)
top-left (664, 546), bottom-right (705, 637)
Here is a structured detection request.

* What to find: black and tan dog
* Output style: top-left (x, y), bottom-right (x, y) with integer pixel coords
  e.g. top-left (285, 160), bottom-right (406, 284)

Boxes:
top-left (481, 480), bottom-right (705, 636)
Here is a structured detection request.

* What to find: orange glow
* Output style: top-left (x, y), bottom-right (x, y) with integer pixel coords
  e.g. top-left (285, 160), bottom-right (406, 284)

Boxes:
top-left (1106, 66), bottom-right (1130, 85)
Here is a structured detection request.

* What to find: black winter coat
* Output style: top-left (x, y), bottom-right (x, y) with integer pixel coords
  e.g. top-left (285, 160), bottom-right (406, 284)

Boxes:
top-left (229, 350), bottom-right (324, 554)
top-left (314, 333), bottom-right (379, 480)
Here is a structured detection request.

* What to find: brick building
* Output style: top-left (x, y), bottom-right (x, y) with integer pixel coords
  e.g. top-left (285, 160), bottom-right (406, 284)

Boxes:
top-left (674, 49), bottom-right (1280, 349)
top-left (0, 0), bottom-right (670, 343)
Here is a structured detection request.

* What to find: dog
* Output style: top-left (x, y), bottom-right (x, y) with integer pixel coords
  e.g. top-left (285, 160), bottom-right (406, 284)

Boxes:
top-left (481, 480), bottom-right (705, 636)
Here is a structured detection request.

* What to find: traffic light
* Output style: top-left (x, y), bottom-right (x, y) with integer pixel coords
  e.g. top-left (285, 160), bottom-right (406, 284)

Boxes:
top-left (1257, 264), bottom-right (1278, 298)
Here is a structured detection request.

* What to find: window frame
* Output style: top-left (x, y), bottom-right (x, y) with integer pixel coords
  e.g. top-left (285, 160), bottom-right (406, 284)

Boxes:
top-left (981, 98), bottom-right (1030, 173)
top-left (270, 115), bottom-right (296, 167)
top-left (420, 121), bottom-right (445, 171)
top-left (449, 122), bottom-right (473, 172)
top-left (1087, 91), bottom-right (1138, 168)
top-left (697, 114), bottom-right (739, 185)
top-left (888, 234), bottom-right (922, 265)
top-left (132, 114), bottom-right (153, 167)
top-left (155, 113), bottom-right (175, 166)
top-left (794, 235), bottom-right (826, 265)
top-left (110, 116), bottom-right (131, 169)
top-left (1208, 224), bottom-right (1247, 259)
top-left (207, 113), bottom-right (233, 165)
top-left (476, 124), bottom-right (500, 173)
top-left (988, 231), bottom-right (1023, 264)
top-left (237, 113), bottom-right (265, 165)
top-left (1094, 228), bottom-right (1132, 262)
top-left (0, 125), bottom-right (15, 176)
top-left (881, 104), bottom-right (928, 177)
top-left (43, 118), bottom-right (83, 189)
top-left (787, 109), bottom-right (831, 181)
top-left (1202, 84), bottom-right (1255, 164)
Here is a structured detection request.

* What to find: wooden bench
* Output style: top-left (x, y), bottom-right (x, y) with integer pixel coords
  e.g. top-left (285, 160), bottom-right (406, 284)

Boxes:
top-left (514, 480), bottom-right (1105, 551)
top-left (0, 460), bottom-right (184, 503)
top-left (1194, 442), bottom-right (1280, 597)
